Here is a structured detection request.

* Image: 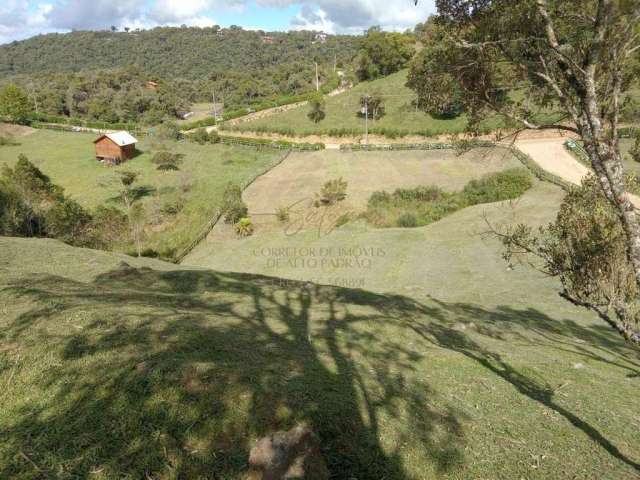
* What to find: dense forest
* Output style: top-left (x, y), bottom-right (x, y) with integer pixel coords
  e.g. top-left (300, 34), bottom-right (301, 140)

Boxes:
top-left (0, 26), bottom-right (419, 126)
top-left (0, 27), bottom-right (358, 123)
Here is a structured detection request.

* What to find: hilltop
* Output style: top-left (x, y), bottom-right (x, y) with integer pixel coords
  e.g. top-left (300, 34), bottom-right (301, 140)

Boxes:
top-left (0, 27), bottom-right (358, 80)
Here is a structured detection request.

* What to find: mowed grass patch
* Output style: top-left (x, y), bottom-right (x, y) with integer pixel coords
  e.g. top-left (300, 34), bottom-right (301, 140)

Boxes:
top-left (228, 70), bottom-right (502, 138)
top-left (0, 129), bottom-right (284, 259)
top-left (2, 232), bottom-right (640, 479)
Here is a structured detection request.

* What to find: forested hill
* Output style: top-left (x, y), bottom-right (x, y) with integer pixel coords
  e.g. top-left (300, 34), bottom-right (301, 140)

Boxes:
top-left (0, 27), bottom-right (359, 79)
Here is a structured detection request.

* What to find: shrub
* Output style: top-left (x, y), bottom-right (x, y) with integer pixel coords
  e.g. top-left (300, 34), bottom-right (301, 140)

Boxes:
top-left (234, 217), bottom-right (254, 237)
top-left (397, 212), bottom-right (418, 228)
top-left (461, 169), bottom-right (533, 205)
top-left (161, 199), bottom-right (185, 215)
top-left (276, 206), bottom-right (290, 223)
top-left (222, 182), bottom-right (248, 224)
top-left (44, 198), bottom-right (93, 245)
top-left (155, 121), bottom-right (181, 141)
top-left (365, 169), bottom-right (532, 229)
top-left (393, 186), bottom-right (443, 202)
top-left (0, 134), bottom-right (19, 146)
top-left (192, 128), bottom-right (211, 145)
top-left (88, 206), bottom-right (128, 248)
top-left (316, 178), bottom-right (348, 207)
top-left (368, 190), bottom-right (393, 207)
top-left (157, 163), bottom-right (179, 171)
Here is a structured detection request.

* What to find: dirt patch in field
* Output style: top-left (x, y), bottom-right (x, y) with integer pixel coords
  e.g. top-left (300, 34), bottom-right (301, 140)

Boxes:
top-left (0, 123), bottom-right (36, 137)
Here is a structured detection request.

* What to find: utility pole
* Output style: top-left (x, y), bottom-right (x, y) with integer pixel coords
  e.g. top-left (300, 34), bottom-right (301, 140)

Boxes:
top-left (315, 62), bottom-right (319, 92)
top-left (333, 53), bottom-right (337, 73)
top-left (212, 87), bottom-right (218, 121)
top-left (364, 94), bottom-right (369, 146)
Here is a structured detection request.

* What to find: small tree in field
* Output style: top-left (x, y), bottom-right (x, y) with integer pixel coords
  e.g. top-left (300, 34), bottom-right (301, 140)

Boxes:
top-left (359, 93), bottom-right (385, 120)
top-left (117, 171), bottom-right (140, 210)
top-left (307, 96), bottom-right (326, 124)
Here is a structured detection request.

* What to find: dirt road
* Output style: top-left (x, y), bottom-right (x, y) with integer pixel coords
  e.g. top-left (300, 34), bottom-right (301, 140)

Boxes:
top-left (514, 136), bottom-right (640, 207)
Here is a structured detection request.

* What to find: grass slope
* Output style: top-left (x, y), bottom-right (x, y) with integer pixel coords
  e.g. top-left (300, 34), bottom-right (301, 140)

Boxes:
top-left (2, 182), bottom-right (638, 478)
top-left (229, 70), bottom-right (500, 138)
top-left (0, 129), bottom-right (284, 258)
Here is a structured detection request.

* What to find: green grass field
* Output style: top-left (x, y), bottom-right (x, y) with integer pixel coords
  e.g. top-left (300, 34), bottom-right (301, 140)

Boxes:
top-left (227, 70), bottom-right (503, 138)
top-left (2, 178), bottom-right (639, 478)
top-left (0, 129), bottom-right (284, 259)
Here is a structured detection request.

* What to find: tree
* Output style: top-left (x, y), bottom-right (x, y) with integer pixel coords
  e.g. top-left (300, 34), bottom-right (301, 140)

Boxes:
top-left (410, 0), bottom-right (640, 343)
top-left (357, 28), bottom-right (415, 80)
top-left (0, 84), bottom-right (32, 125)
top-left (497, 176), bottom-right (639, 344)
top-left (307, 96), bottom-right (326, 124)
top-left (44, 198), bottom-right (92, 245)
top-left (129, 202), bottom-right (145, 257)
top-left (116, 171), bottom-right (140, 210)
top-left (359, 93), bottom-right (385, 120)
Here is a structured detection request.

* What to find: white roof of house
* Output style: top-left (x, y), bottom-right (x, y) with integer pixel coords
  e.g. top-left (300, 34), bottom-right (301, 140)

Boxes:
top-left (105, 131), bottom-right (138, 146)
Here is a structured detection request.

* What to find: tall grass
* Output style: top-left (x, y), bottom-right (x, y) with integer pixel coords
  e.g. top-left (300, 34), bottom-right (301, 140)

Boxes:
top-left (364, 168), bottom-right (533, 228)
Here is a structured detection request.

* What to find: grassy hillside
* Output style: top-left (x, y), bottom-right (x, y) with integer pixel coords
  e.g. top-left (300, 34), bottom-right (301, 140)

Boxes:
top-left (2, 210), bottom-right (640, 479)
top-left (227, 70), bottom-right (501, 138)
top-left (0, 129), bottom-right (284, 259)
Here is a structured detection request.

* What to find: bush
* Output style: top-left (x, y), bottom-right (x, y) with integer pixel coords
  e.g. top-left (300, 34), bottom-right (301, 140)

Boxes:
top-left (157, 163), bottom-right (179, 171)
top-left (364, 169), bottom-right (532, 229)
top-left (192, 128), bottom-right (211, 145)
top-left (234, 217), bottom-right (254, 237)
top-left (394, 186), bottom-right (443, 202)
top-left (44, 198), bottom-right (93, 245)
top-left (155, 121), bottom-right (181, 141)
top-left (315, 178), bottom-right (348, 207)
top-left (276, 206), bottom-right (290, 223)
top-left (222, 183), bottom-right (248, 224)
top-left (461, 168), bottom-right (533, 205)
top-left (397, 212), bottom-right (418, 228)
top-left (0, 134), bottom-right (19, 146)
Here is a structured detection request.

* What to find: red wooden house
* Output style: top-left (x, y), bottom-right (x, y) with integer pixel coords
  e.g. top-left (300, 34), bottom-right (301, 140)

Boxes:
top-left (94, 131), bottom-right (138, 165)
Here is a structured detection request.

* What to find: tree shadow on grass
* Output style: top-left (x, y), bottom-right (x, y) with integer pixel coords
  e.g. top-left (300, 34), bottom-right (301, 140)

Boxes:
top-left (0, 266), bottom-right (465, 479)
top-left (1, 265), bottom-right (639, 478)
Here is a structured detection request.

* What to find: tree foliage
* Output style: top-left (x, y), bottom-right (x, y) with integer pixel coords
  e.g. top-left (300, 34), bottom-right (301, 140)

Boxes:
top-left (0, 84), bottom-right (32, 125)
top-left (356, 27), bottom-right (415, 80)
top-left (307, 96), bottom-right (326, 124)
top-left (499, 176), bottom-right (639, 345)
top-left (0, 28), bottom-right (359, 123)
top-left (359, 93), bottom-right (386, 120)
top-left (0, 155), bottom-right (127, 248)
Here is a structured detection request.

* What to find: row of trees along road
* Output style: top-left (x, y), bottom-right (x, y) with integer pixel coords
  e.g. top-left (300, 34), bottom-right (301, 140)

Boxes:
top-left (410, 0), bottom-right (640, 345)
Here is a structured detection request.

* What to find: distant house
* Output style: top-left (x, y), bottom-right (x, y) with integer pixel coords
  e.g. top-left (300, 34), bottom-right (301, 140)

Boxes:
top-left (313, 33), bottom-right (328, 44)
top-left (94, 131), bottom-right (138, 165)
top-left (262, 35), bottom-right (274, 44)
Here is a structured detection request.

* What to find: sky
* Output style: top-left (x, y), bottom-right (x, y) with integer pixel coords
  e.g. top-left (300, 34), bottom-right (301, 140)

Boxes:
top-left (0, 0), bottom-right (437, 44)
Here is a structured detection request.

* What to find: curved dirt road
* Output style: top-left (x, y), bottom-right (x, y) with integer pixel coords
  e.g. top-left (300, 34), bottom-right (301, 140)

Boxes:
top-left (514, 136), bottom-right (640, 207)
